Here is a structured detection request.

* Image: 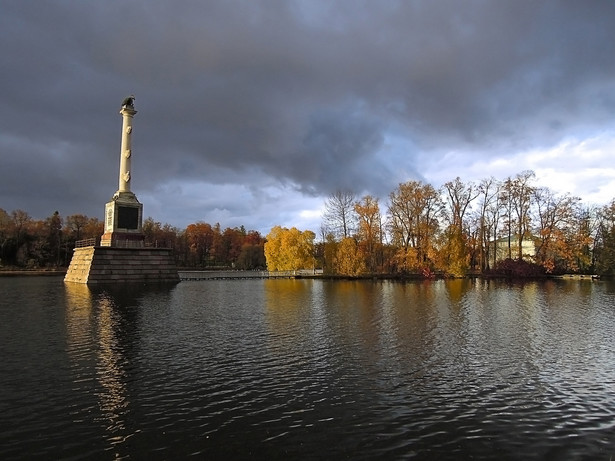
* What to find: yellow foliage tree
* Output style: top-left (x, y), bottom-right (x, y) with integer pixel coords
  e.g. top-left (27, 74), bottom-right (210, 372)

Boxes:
top-left (335, 237), bottom-right (367, 276)
top-left (394, 247), bottom-right (419, 272)
top-left (323, 233), bottom-right (338, 275)
top-left (264, 226), bottom-right (315, 271)
top-left (354, 195), bottom-right (382, 272)
top-left (436, 225), bottom-right (469, 277)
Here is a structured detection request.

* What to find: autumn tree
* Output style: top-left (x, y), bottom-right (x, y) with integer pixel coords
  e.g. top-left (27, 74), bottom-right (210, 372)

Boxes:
top-left (218, 227), bottom-right (245, 265)
top-left (184, 222), bottom-right (215, 267)
top-left (335, 237), bottom-right (367, 276)
top-left (322, 190), bottom-right (356, 239)
top-left (594, 199), bottom-right (615, 275)
top-left (322, 231), bottom-right (338, 275)
top-left (465, 213), bottom-right (482, 272)
top-left (27, 218), bottom-right (47, 267)
top-left (143, 217), bottom-right (179, 249)
top-left (503, 171), bottom-right (536, 260)
top-left (244, 229), bottom-right (264, 246)
top-left (499, 180), bottom-right (514, 259)
top-left (0, 208), bottom-right (11, 266)
top-left (443, 177), bottom-right (477, 230)
top-left (532, 187), bottom-right (580, 272)
top-left (388, 181), bottom-right (442, 272)
top-left (65, 214), bottom-right (89, 241)
top-left (10, 210), bottom-right (32, 266)
top-left (572, 206), bottom-right (598, 273)
top-left (440, 178), bottom-right (478, 276)
top-left (46, 211), bottom-right (63, 267)
top-left (435, 227), bottom-right (469, 277)
top-left (558, 206), bottom-right (595, 273)
top-left (354, 195), bottom-right (383, 272)
top-left (264, 226), bottom-right (315, 271)
top-left (143, 217), bottom-right (162, 246)
top-left (236, 230), bottom-right (266, 270)
top-left (83, 217), bottom-right (104, 240)
top-left (467, 177), bottom-right (502, 271)
top-left (236, 243), bottom-right (266, 270)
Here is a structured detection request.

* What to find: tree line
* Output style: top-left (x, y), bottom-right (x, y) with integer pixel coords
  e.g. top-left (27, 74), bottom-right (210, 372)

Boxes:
top-left (0, 210), bottom-right (266, 270)
top-left (2, 170), bottom-right (614, 276)
top-left (266, 170), bottom-right (615, 277)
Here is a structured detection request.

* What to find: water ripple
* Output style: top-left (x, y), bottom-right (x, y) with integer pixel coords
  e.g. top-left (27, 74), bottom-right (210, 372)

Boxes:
top-left (2, 278), bottom-right (615, 459)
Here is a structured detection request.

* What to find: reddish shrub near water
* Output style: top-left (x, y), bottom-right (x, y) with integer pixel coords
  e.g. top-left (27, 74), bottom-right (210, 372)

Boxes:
top-left (486, 258), bottom-right (546, 278)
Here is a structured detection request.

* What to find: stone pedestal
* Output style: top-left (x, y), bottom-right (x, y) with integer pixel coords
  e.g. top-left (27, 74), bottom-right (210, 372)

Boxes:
top-left (100, 192), bottom-right (145, 247)
top-left (65, 246), bottom-right (180, 284)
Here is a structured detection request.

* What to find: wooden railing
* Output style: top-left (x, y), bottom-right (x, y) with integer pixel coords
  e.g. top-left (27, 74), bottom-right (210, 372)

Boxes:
top-left (74, 238), bottom-right (98, 248)
top-left (178, 269), bottom-right (323, 281)
top-left (73, 238), bottom-right (171, 249)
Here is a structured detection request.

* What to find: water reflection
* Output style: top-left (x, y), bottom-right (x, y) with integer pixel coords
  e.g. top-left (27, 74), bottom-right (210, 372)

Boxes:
top-left (64, 283), bottom-right (95, 364)
top-left (235, 278), bottom-right (615, 458)
top-left (64, 283), bottom-right (156, 456)
top-left (263, 278), bottom-right (314, 354)
top-left (5, 277), bottom-right (614, 459)
top-left (94, 292), bottom-right (131, 448)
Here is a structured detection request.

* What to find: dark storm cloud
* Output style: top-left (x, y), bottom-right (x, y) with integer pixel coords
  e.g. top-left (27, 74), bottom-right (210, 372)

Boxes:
top-left (1, 0), bottom-right (614, 229)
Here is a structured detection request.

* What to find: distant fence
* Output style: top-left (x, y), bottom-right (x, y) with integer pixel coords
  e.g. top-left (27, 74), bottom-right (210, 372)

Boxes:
top-left (74, 238), bottom-right (98, 248)
top-left (73, 238), bottom-right (172, 249)
top-left (179, 269), bottom-right (323, 281)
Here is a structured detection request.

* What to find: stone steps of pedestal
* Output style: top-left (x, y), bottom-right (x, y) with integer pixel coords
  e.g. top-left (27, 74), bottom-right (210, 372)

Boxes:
top-left (65, 246), bottom-right (180, 284)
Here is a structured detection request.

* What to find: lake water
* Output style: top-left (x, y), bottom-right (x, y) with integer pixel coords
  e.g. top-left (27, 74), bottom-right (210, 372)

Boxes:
top-left (1, 276), bottom-right (615, 460)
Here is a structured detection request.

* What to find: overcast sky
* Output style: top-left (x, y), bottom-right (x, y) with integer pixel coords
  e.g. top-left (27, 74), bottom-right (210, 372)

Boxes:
top-left (2, 1), bottom-right (614, 235)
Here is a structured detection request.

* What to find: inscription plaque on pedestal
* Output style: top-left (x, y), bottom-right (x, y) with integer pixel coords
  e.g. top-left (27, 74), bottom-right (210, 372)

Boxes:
top-left (118, 206), bottom-right (139, 230)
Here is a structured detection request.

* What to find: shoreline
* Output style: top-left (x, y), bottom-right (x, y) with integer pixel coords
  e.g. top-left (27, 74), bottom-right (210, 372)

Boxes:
top-left (0, 270), bottom-right (67, 277)
top-left (0, 269), bottom-right (605, 281)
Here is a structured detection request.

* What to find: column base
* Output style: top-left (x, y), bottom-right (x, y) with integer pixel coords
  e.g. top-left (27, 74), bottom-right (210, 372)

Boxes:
top-left (100, 231), bottom-right (145, 248)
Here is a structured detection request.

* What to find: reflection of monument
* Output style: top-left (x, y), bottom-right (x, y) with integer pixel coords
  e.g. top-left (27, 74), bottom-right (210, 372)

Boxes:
top-left (65, 283), bottom-right (132, 445)
top-left (64, 96), bottom-right (179, 284)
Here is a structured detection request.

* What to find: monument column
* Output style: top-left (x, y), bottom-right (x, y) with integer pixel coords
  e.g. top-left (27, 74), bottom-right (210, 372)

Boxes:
top-left (65, 95), bottom-right (179, 284)
top-left (100, 96), bottom-right (144, 247)
top-left (118, 103), bottom-right (136, 193)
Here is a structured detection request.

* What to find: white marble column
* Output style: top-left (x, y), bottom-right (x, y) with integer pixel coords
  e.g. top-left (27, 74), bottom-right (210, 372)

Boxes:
top-left (118, 105), bottom-right (137, 193)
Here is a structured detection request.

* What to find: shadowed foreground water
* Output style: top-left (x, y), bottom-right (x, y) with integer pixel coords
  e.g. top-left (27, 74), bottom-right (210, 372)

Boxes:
top-left (1, 276), bottom-right (615, 460)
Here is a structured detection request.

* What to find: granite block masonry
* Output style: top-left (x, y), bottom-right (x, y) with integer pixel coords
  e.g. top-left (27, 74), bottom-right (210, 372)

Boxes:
top-left (65, 246), bottom-right (179, 284)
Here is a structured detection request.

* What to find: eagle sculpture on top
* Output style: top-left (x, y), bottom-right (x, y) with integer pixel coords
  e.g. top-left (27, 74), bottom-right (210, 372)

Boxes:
top-left (122, 95), bottom-right (135, 108)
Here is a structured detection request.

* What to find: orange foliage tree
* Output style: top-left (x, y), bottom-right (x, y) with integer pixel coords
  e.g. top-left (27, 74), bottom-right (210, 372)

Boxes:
top-left (388, 181), bottom-right (442, 272)
top-left (354, 195), bottom-right (383, 273)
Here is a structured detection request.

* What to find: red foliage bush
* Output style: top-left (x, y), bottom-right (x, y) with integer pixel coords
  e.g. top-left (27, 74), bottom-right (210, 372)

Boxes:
top-left (486, 258), bottom-right (546, 278)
